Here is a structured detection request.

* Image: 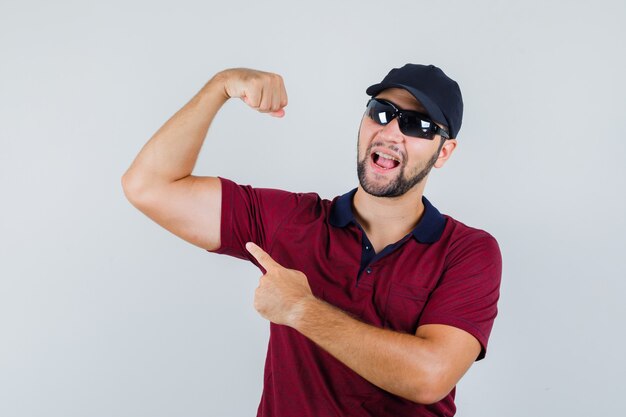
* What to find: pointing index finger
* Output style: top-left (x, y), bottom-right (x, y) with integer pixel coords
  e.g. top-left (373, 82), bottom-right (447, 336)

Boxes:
top-left (245, 242), bottom-right (278, 271)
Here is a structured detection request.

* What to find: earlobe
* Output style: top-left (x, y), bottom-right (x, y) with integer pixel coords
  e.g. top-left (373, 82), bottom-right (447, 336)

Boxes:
top-left (434, 139), bottom-right (457, 168)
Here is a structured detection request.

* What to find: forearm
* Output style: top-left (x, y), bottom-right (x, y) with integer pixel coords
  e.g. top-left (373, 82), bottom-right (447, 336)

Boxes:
top-left (293, 297), bottom-right (442, 404)
top-left (246, 243), bottom-right (474, 405)
top-left (123, 72), bottom-right (229, 186)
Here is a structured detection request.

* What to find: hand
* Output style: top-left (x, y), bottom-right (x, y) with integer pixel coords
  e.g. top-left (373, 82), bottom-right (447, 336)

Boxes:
top-left (219, 68), bottom-right (288, 117)
top-left (245, 242), bottom-right (314, 327)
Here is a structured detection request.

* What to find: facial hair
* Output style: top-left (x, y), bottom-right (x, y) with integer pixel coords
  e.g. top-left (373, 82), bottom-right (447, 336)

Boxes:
top-left (357, 138), bottom-right (444, 198)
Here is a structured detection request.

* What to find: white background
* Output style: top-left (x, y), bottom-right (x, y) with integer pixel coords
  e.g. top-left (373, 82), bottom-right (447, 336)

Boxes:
top-left (1, 0), bottom-right (625, 416)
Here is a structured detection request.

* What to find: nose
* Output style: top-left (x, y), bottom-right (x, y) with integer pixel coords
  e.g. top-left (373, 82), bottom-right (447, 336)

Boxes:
top-left (378, 117), bottom-right (405, 144)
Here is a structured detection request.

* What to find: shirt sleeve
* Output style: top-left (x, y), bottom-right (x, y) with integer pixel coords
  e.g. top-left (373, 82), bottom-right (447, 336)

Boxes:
top-left (206, 177), bottom-right (302, 271)
top-left (418, 231), bottom-right (502, 361)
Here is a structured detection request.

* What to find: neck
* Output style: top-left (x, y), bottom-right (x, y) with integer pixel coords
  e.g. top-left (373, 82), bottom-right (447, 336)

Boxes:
top-left (352, 184), bottom-right (426, 241)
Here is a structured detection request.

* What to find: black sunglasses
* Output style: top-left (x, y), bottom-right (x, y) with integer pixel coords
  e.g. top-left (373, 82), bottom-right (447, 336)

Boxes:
top-left (365, 98), bottom-right (449, 140)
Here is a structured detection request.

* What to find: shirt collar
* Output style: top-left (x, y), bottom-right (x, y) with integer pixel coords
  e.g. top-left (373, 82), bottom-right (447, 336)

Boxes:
top-left (329, 188), bottom-right (446, 243)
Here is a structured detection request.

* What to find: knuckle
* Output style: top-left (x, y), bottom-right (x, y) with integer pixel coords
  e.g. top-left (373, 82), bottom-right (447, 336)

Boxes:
top-left (246, 75), bottom-right (259, 85)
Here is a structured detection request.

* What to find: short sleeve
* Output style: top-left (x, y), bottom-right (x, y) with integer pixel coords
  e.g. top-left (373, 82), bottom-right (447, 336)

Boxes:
top-left (207, 177), bottom-right (302, 269)
top-left (418, 231), bottom-right (502, 360)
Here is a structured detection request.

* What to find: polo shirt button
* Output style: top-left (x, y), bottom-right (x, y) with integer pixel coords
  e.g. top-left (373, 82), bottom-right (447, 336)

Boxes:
top-left (366, 268), bottom-right (372, 274)
top-left (365, 245), bottom-right (370, 250)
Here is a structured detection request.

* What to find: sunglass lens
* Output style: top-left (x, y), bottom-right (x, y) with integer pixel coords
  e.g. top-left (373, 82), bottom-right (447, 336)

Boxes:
top-left (367, 100), bottom-right (395, 126)
top-left (400, 115), bottom-right (435, 139)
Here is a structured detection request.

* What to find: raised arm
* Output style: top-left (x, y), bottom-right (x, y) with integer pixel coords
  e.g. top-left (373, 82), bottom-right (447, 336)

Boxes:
top-left (121, 68), bottom-right (288, 250)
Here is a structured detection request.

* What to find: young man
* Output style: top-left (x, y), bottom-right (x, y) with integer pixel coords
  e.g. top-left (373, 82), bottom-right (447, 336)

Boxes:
top-left (122, 64), bottom-right (502, 417)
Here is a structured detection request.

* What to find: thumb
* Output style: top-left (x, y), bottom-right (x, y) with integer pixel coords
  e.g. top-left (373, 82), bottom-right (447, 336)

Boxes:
top-left (269, 108), bottom-right (285, 118)
top-left (245, 242), bottom-right (279, 271)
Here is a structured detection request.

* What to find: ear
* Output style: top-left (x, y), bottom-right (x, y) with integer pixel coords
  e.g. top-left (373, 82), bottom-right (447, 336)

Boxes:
top-left (434, 138), bottom-right (457, 168)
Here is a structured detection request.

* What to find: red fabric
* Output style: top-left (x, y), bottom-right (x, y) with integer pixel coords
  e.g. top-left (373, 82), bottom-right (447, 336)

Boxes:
top-left (208, 177), bottom-right (502, 417)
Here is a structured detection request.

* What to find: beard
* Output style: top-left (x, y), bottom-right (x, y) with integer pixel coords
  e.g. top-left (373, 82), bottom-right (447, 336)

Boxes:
top-left (357, 138), bottom-right (444, 198)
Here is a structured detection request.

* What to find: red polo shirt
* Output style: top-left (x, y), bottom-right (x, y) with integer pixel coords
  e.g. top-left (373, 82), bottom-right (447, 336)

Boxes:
top-left (208, 177), bottom-right (502, 417)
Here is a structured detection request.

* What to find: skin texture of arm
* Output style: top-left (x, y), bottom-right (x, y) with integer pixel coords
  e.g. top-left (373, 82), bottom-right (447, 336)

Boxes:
top-left (121, 69), bottom-right (288, 251)
top-left (295, 298), bottom-right (480, 404)
top-left (246, 242), bottom-right (481, 405)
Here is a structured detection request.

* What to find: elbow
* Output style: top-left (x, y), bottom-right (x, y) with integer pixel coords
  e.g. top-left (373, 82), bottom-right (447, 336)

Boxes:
top-left (409, 367), bottom-right (454, 405)
top-left (121, 172), bottom-right (150, 206)
top-left (121, 172), bottom-right (138, 201)
top-left (411, 387), bottom-right (449, 406)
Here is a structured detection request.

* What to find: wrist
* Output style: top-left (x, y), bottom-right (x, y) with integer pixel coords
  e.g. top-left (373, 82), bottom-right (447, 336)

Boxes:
top-left (290, 295), bottom-right (322, 330)
top-left (203, 70), bottom-right (231, 102)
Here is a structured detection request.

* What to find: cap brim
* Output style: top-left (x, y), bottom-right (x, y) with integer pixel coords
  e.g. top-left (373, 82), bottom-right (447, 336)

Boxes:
top-left (366, 82), bottom-right (448, 131)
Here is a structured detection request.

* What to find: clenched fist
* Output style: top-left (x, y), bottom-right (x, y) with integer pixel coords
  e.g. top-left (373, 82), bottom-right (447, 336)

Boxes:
top-left (218, 68), bottom-right (288, 117)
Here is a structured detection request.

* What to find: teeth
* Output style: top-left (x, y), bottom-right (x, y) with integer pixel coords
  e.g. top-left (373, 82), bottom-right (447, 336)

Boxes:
top-left (375, 151), bottom-right (400, 162)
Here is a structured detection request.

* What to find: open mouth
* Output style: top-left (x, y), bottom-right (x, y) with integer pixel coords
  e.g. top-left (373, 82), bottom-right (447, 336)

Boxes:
top-left (371, 151), bottom-right (401, 171)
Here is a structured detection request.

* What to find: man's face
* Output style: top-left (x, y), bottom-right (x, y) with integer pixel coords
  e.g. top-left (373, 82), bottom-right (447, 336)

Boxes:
top-left (357, 88), bottom-right (447, 198)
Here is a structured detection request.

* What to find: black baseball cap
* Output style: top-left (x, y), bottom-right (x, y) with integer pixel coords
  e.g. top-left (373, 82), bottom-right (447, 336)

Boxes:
top-left (366, 64), bottom-right (463, 139)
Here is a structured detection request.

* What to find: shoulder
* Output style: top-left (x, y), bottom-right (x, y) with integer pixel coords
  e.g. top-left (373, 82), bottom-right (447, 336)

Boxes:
top-left (440, 214), bottom-right (502, 269)
top-left (442, 215), bottom-right (500, 245)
